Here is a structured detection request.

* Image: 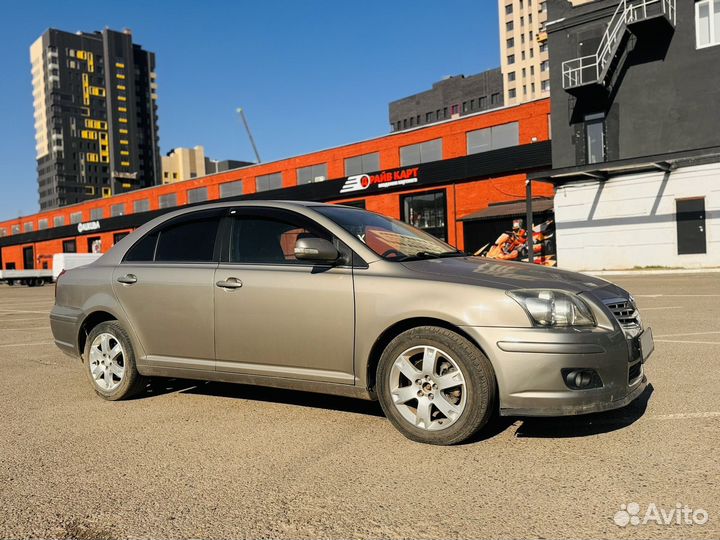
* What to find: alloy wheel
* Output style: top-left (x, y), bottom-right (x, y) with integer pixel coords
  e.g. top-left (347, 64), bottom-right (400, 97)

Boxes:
top-left (89, 332), bottom-right (125, 392)
top-left (388, 345), bottom-right (467, 431)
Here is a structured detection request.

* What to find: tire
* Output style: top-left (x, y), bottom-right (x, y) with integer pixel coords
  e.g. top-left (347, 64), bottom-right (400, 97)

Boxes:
top-left (83, 320), bottom-right (146, 400)
top-left (376, 326), bottom-right (496, 445)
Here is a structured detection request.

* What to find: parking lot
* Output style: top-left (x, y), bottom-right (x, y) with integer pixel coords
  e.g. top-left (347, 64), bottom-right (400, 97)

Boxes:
top-left (0, 272), bottom-right (718, 539)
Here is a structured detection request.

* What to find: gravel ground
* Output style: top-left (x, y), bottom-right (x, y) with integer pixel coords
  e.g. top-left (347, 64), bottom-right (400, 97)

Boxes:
top-left (0, 273), bottom-right (718, 539)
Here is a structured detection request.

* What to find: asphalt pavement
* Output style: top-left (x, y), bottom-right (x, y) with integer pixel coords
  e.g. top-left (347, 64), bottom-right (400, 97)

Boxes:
top-left (0, 272), bottom-right (718, 539)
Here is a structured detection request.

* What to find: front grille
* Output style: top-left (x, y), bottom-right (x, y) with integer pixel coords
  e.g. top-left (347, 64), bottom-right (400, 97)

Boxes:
top-left (604, 298), bottom-right (641, 328)
top-left (628, 361), bottom-right (643, 383)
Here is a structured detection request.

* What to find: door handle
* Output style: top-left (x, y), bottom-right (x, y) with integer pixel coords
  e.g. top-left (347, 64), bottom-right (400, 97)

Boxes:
top-left (216, 278), bottom-right (243, 290)
top-left (117, 274), bottom-right (137, 285)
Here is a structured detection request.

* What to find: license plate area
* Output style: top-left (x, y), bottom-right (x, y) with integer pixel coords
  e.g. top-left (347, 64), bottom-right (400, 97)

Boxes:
top-left (638, 327), bottom-right (654, 363)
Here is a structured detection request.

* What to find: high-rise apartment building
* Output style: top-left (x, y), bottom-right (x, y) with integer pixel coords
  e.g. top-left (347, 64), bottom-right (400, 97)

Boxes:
top-left (498, 0), bottom-right (550, 105)
top-left (30, 28), bottom-right (160, 210)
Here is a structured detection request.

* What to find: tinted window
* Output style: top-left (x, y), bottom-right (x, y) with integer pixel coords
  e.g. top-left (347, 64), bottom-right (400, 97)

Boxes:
top-left (124, 232), bottom-right (158, 262)
top-left (230, 214), bottom-right (331, 265)
top-left (219, 180), bottom-right (243, 198)
top-left (256, 173), bottom-right (283, 192)
top-left (155, 217), bottom-right (219, 262)
top-left (399, 139), bottom-right (442, 166)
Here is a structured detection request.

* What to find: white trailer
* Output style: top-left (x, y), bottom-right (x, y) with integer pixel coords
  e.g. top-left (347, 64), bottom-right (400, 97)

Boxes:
top-left (0, 253), bottom-right (102, 287)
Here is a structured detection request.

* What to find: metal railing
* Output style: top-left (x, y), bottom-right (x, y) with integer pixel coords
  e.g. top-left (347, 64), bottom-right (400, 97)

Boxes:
top-left (562, 0), bottom-right (676, 90)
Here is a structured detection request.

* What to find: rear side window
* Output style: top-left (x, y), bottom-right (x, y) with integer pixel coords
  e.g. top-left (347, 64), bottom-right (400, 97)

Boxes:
top-left (123, 213), bottom-right (220, 263)
top-left (155, 218), bottom-right (219, 262)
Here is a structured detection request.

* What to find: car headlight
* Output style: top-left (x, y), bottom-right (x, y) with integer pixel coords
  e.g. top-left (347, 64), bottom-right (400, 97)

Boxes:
top-left (507, 289), bottom-right (595, 327)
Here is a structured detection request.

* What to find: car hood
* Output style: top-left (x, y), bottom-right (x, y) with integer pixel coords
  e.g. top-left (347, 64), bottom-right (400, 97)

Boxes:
top-left (400, 256), bottom-right (628, 298)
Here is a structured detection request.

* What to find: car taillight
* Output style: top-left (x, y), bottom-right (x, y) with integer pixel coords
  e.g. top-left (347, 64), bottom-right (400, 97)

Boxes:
top-left (55, 269), bottom-right (66, 299)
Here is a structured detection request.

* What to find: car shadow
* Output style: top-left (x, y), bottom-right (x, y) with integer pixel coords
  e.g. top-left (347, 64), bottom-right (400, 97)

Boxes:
top-left (180, 380), bottom-right (386, 417)
top-left (511, 383), bottom-right (654, 439)
top-left (130, 378), bottom-right (653, 441)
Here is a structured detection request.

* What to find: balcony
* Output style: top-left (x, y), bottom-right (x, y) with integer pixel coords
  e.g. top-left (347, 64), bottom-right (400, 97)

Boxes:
top-left (562, 0), bottom-right (676, 92)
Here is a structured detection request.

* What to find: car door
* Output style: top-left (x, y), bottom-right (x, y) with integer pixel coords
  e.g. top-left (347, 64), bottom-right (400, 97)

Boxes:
top-left (214, 207), bottom-right (355, 384)
top-left (112, 209), bottom-right (222, 370)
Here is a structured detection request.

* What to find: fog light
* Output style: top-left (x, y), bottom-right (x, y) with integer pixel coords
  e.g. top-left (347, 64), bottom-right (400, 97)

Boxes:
top-left (562, 368), bottom-right (602, 390)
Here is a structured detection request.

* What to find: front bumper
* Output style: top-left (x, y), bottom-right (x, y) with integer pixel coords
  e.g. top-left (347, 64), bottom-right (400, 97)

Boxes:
top-left (49, 305), bottom-right (83, 358)
top-left (461, 325), bottom-right (649, 417)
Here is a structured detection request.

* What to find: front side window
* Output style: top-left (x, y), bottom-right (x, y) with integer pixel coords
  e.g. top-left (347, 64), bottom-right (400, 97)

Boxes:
top-left (229, 212), bottom-right (332, 265)
top-left (315, 205), bottom-right (458, 262)
top-left (696, 0), bottom-right (720, 48)
top-left (399, 139), bottom-right (442, 166)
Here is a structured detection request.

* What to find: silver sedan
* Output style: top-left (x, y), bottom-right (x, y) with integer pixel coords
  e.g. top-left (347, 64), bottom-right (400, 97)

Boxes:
top-left (51, 201), bottom-right (652, 445)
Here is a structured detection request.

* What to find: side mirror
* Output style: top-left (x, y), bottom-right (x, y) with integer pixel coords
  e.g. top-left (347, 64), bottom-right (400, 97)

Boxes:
top-left (294, 237), bottom-right (340, 263)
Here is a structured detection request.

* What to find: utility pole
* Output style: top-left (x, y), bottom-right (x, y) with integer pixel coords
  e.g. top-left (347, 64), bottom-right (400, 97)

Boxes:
top-left (236, 107), bottom-right (262, 163)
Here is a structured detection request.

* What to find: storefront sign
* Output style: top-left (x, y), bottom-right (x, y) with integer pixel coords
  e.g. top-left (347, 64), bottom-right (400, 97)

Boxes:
top-left (77, 220), bottom-right (101, 233)
top-left (340, 167), bottom-right (419, 194)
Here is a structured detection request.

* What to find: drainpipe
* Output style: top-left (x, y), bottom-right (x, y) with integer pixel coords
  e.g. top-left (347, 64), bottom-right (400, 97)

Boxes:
top-left (525, 179), bottom-right (534, 264)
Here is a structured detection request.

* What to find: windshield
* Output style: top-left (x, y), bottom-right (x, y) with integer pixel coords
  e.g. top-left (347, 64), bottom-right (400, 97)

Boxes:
top-left (314, 205), bottom-right (463, 261)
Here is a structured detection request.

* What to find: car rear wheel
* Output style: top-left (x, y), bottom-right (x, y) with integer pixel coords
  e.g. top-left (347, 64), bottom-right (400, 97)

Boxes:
top-left (376, 326), bottom-right (496, 445)
top-left (84, 321), bottom-right (146, 400)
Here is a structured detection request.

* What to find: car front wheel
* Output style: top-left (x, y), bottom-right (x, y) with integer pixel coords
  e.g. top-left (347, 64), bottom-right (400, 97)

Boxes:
top-left (377, 326), bottom-right (496, 445)
top-left (84, 320), bottom-right (146, 400)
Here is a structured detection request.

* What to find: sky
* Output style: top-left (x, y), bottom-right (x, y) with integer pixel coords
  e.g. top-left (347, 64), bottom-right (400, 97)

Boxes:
top-left (0, 0), bottom-right (500, 218)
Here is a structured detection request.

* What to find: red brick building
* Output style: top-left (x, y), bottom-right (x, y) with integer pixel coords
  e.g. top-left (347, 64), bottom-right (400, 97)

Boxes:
top-left (0, 99), bottom-right (552, 271)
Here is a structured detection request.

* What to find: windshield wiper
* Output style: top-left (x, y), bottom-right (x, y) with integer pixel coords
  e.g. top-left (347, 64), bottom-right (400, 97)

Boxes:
top-left (399, 250), bottom-right (466, 261)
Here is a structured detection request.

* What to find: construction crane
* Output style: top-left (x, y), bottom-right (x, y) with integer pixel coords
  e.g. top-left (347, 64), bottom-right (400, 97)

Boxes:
top-left (236, 107), bottom-right (262, 164)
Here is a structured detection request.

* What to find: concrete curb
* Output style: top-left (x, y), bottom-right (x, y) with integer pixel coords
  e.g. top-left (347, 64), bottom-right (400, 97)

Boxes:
top-left (586, 268), bottom-right (720, 276)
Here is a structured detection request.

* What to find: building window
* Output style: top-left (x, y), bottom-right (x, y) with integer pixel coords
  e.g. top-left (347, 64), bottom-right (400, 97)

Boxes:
top-left (467, 122), bottom-right (520, 155)
top-left (53, 216), bottom-right (65, 227)
top-left (541, 60), bottom-right (549, 72)
top-left (187, 187), bottom-right (208, 204)
top-left (479, 96), bottom-right (488, 109)
top-left (134, 199), bottom-right (150, 213)
top-left (541, 79), bottom-right (550, 92)
top-left (38, 218), bottom-right (49, 230)
top-left (451, 104), bottom-right (460, 116)
top-left (62, 239), bottom-right (77, 253)
top-left (111, 203), bottom-right (126, 217)
top-left (401, 190), bottom-right (447, 241)
top-left (585, 113), bottom-right (606, 164)
top-left (400, 138), bottom-right (443, 166)
top-left (507, 54), bottom-right (515, 65)
top-left (507, 37), bottom-right (515, 48)
top-left (219, 180), bottom-right (244, 198)
top-left (12, 225), bottom-right (20, 234)
top-left (506, 21), bottom-right (514, 32)
top-left (340, 200), bottom-right (366, 209)
top-left (508, 71), bottom-right (516, 82)
top-left (505, 3), bottom-right (513, 14)
top-left (491, 93), bottom-right (500, 105)
top-left (90, 208), bottom-right (104, 220)
top-left (297, 163), bottom-right (328, 184)
top-left (24, 223), bottom-right (34, 232)
top-left (70, 212), bottom-right (83, 224)
top-left (158, 193), bottom-right (178, 208)
top-left (509, 88), bottom-right (517, 99)
top-left (256, 172), bottom-right (283, 192)
top-left (696, 0), bottom-right (720, 48)
top-left (113, 232), bottom-right (129, 245)
top-left (425, 112), bottom-right (434, 123)
top-left (345, 152), bottom-right (380, 176)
